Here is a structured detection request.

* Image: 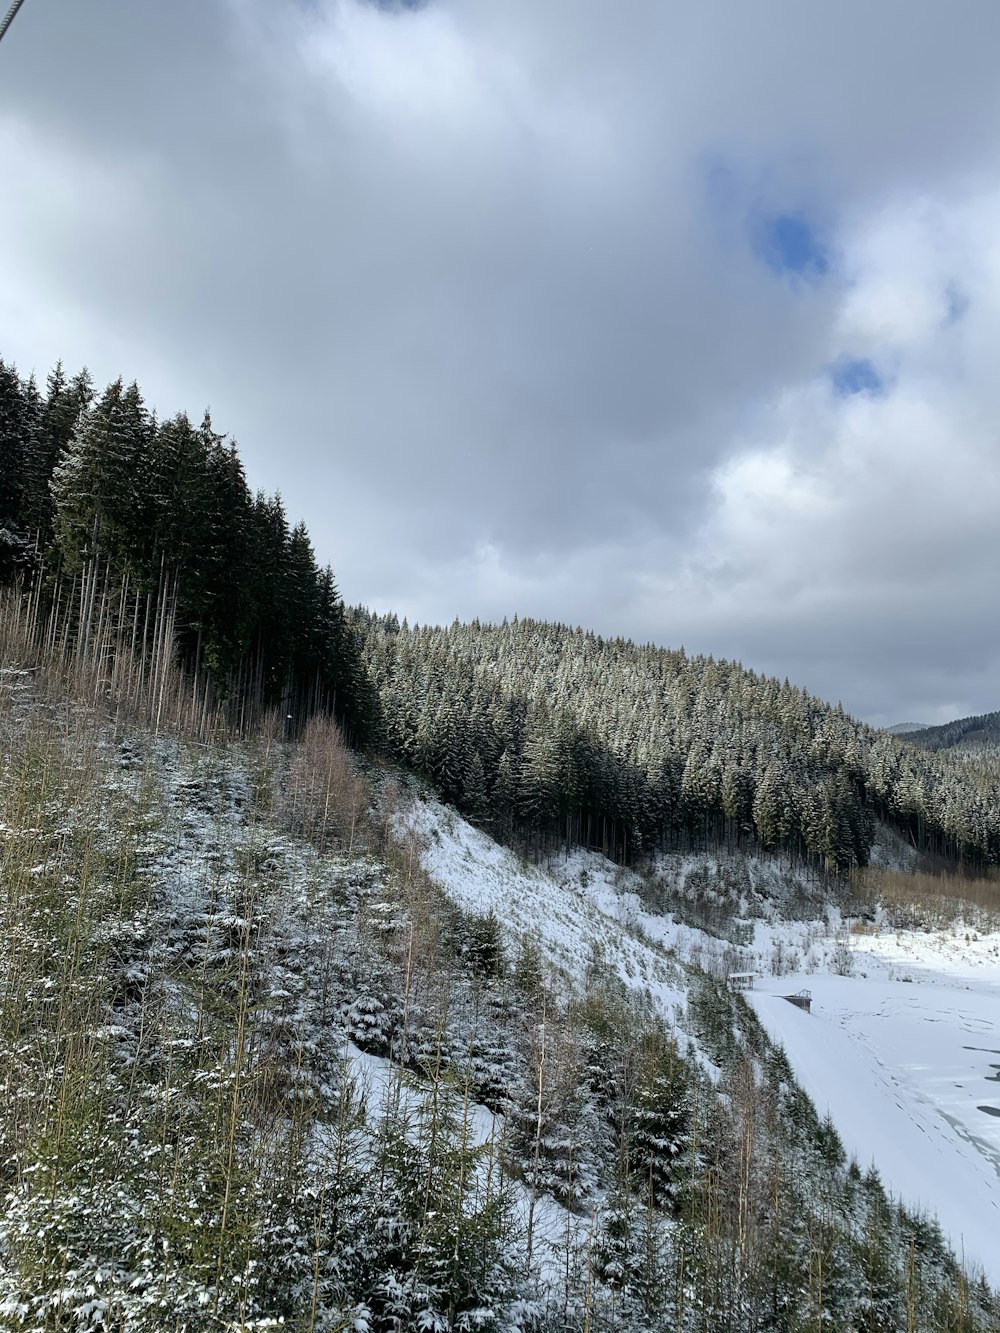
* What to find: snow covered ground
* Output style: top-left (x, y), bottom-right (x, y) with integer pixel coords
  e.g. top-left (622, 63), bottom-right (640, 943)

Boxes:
top-left (403, 795), bottom-right (1000, 1288)
top-left (345, 1040), bottom-right (586, 1289)
top-left (749, 976), bottom-right (1000, 1285)
top-left (402, 799), bottom-right (688, 1015)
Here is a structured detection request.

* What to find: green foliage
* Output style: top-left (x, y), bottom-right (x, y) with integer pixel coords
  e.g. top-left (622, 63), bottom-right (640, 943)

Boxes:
top-left (365, 1070), bottom-right (518, 1329)
top-left (1, 351), bottom-right (376, 744)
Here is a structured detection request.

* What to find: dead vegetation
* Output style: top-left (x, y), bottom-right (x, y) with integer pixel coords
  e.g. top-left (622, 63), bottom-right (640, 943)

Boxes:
top-left (850, 865), bottom-right (1000, 933)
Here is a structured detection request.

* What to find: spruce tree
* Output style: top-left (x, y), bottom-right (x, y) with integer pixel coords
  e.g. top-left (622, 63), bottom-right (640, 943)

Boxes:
top-left (0, 357), bottom-right (28, 528)
top-left (20, 363), bottom-right (93, 548)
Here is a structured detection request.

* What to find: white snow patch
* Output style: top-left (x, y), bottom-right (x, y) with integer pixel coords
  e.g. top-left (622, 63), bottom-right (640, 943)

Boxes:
top-left (400, 799), bottom-right (686, 1016)
top-left (750, 972), bottom-right (1000, 1285)
top-left (344, 1041), bottom-right (500, 1149)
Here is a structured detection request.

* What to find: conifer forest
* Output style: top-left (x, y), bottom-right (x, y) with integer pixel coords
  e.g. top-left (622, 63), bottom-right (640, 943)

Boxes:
top-left (0, 354), bottom-right (999, 1331)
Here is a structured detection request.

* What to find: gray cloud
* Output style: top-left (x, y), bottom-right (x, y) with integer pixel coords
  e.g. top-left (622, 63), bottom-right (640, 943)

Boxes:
top-left (2, 0), bottom-right (999, 724)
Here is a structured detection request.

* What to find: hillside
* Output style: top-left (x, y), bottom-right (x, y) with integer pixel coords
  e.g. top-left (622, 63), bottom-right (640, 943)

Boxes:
top-left (906, 711), bottom-right (1000, 755)
top-left (2, 351), bottom-right (1000, 1326)
top-left (355, 614), bottom-right (1000, 872)
top-left (1, 659), bottom-right (998, 1329)
top-left (407, 796), bottom-right (1000, 1288)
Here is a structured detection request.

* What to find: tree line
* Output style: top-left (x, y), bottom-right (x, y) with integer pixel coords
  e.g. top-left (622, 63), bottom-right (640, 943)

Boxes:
top-left (4, 350), bottom-right (998, 872)
top-left (354, 614), bottom-right (1000, 872)
top-left (0, 356), bottom-right (374, 740)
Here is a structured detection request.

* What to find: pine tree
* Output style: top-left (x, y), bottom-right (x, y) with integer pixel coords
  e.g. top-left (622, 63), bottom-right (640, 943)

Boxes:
top-left (0, 357), bottom-right (29, 528)
top-left (51, 376), bottom-right (153, 573)
top-left (20, 363), bottom-right (93, 547)
top-left (0, 358), bottom-right (35, 579)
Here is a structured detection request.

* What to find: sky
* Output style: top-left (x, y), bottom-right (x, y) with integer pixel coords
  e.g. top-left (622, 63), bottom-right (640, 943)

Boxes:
top-left (1, 0), bottom-right (999, 727)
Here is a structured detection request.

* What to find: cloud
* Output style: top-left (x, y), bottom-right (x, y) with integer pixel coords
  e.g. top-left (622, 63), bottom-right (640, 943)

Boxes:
top-left (1, 0), bottom-right (999, 724)
top-left (659, 185), bottom-right (1000, 722)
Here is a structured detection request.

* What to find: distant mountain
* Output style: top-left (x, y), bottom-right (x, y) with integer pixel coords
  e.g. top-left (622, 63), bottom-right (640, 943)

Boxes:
top-left (886, 722), bottom-right (932, 735)
top-left (905, 711), bottom-right (1000, 753)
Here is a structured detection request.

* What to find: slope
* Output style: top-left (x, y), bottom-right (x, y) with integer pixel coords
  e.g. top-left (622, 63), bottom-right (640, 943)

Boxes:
top-left (357, 614), bottom-right (1000, 871)
top-left (1, 658), bottom-right (997, 1329)
top-left (403, 789), bottom-right (1000, 1288)
top-left (906, 711), bottom-right (1000, 754)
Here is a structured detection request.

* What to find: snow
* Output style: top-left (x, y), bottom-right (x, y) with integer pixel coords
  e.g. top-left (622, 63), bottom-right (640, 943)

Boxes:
top-left (867, 820), bottom-right (920, 872)
top-left (851, 922), bottom-right (1000, 982)
top-left (749, 974), bottom-right (1000, 1285)
top-left (344, 1041), bottom-right (584, 1289)
top-left (402, 794), bottom-right (1000, 1288)
top-left (401, 799), bottom-right (687, 1015)
top-left (345, 1041), bottom-right (500, 1150)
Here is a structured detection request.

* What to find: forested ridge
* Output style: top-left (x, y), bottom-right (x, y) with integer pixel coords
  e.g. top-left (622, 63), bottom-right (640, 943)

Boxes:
top-left (906, 711), bottom-right (1000, 755)
top-left (353, 616), bottom-right (1000, 873)
top-left (3, 350), bottom-right (999, 875)
top-left (0, 356), bottom-right (374, 741)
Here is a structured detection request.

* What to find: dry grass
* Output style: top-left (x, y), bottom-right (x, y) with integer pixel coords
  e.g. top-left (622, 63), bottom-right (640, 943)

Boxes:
top-left (848, 919), bottom-right (879, 936)
top-left (850, 865), bottom-right (1000, 932)
top-left (0, 577), bottom-right (216, 742)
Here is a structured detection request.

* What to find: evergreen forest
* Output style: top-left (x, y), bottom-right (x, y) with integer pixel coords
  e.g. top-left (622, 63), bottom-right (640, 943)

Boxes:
top-left (355, 614), bottom-right (1000, 872)
top-left (906, 711), bottom-right (1000, 756)
top-left (3, 353), bottom-right (1000, 878)
top-left (0, 356), bottom-right (374, 743)
top-left (1, 352), bottom-right (999, 1330)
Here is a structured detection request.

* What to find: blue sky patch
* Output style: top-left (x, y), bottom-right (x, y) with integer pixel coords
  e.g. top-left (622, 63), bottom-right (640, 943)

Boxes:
top-left (754, 212), bottom-right (829, 278)
top-left (944, 281), bottom-right (969, 325)
top-left (830, 356), bottom-right (883, 397)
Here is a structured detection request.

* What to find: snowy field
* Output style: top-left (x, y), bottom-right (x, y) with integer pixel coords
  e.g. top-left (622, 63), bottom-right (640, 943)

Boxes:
top-left (404, 795), bottom-right (1000, 1288)
top-left (750, 976), bottom-right (1000, 1285)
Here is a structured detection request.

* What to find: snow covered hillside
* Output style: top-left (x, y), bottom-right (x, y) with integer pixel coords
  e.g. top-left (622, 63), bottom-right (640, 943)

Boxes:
top-left (404, 794), bottom-right (1000, 1287)
top-left (402, 798), bottom-right (688, 1012)
top-left (2, 657), bottom-right (996, 1331)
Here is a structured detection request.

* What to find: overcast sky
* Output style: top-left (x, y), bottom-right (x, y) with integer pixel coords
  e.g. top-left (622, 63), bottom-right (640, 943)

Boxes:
top-left (2, 0), bottom-right (999, 726)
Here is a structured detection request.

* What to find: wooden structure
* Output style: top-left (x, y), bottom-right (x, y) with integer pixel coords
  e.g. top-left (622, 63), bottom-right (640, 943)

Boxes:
top-left (727, 972), bottom-right (755, 992)
top-left (782, 989), bottom-right (812, 1012)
